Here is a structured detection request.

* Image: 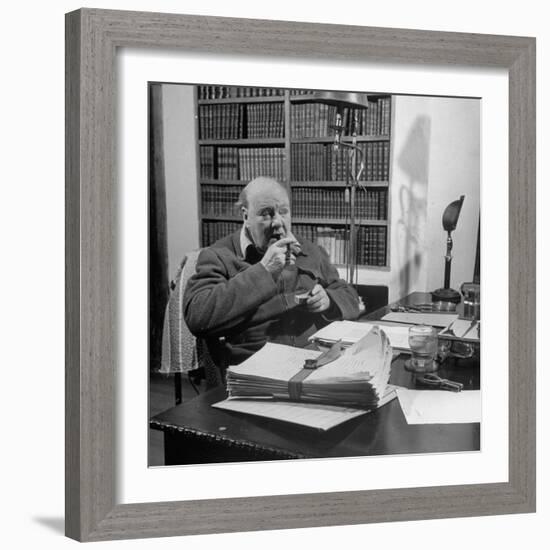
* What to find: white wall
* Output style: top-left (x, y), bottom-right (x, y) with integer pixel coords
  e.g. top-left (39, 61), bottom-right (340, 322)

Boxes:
top-left (424, 98), bottom-right (480, 291)
top-left (162, 84), bottom-right (200, 278)
top-left (353, 95), bottom-right (480, 302)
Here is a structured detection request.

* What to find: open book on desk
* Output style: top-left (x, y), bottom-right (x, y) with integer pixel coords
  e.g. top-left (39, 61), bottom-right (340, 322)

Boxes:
top-left (309, 320), bottom-right (412, 352)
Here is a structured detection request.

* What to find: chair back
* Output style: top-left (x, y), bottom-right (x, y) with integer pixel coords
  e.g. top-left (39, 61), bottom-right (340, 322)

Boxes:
top-left (159, 250), bottom-right (223, 389)
top-left (354, 284), bottom-right (389, 315)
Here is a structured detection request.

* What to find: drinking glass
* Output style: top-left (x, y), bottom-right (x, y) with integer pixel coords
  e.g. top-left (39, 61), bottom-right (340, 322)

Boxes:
top-left (405, 325), bottom-right (438, 373)
top-left (460, 282), bottom-right (481, 320)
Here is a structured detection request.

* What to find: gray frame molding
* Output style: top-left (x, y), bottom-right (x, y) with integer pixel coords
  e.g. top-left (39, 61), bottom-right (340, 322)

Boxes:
top-left (65, 8), bottom-right (536, 542)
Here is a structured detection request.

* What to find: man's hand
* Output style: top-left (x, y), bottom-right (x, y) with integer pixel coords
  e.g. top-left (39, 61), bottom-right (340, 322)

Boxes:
top-left (260, 237), bottom-right (298, 274)
top-left (305, 284), bottom-right (331, 313)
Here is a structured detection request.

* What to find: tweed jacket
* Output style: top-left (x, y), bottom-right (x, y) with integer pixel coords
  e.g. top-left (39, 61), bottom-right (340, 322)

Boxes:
top-left (183, 230), bottom-right (360, 364)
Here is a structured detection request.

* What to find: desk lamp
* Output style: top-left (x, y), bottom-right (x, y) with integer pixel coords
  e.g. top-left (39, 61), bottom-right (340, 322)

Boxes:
top-left (431, 195), bottom-right (465, 304)
top-left (294, 91), bottom-right (369, 285)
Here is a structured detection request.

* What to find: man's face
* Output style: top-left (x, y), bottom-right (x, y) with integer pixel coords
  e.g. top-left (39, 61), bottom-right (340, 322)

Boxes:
top-left (243, 185), bottom-right (291, 252)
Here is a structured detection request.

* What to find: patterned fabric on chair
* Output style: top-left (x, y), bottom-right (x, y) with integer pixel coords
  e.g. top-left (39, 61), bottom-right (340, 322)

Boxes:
top-left (159, 250), bottom-right (223, 389)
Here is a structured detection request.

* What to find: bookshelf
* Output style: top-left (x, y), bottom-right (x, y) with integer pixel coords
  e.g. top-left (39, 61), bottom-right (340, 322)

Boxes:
top-left (196, 85), bottom-right (392, 270)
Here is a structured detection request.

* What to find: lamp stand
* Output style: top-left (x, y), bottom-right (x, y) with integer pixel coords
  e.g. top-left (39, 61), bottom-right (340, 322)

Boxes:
top-left (339, 133), bottom-right (363, 286)
top-left (431, 231), bottom-right (461, 303)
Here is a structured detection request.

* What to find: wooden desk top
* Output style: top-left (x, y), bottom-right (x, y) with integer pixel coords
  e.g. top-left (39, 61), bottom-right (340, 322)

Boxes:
top-left (151, 355), bottom-right (479, 460)
top-left (151, 291), bottom-right (480, 461)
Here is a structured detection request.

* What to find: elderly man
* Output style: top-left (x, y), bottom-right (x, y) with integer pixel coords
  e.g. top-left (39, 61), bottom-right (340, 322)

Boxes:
top-left (183, 176), bottom-right (360, 365)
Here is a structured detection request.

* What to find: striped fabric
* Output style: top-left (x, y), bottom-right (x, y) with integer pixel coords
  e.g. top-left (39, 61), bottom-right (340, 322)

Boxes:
top-left (159, 250), bottom-right (223, 388)
top-left (159, 251), bottom-right (200, 374)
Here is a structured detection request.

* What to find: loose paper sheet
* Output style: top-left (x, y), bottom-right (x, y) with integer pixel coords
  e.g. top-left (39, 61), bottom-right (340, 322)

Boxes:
top-left (213, 385), bottom-right (398, 431)
top-left (396, 388), bottom-right (481, 424)
top-left (212, 399), bottom-right (370, 431)
top-left (309, 321), bottom-right (411, 350)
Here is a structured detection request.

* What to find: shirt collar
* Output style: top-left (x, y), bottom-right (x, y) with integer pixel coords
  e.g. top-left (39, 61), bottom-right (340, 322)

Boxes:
top-left (239, 226), bottom-right (254, 259)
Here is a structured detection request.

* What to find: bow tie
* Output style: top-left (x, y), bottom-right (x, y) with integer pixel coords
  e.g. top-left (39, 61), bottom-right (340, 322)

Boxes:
top-left (244, 245), bottom-right (264, 265)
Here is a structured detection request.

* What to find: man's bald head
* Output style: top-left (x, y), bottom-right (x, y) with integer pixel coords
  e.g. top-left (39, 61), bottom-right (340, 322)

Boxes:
top-left (237, 177), bottom-right (289, 209)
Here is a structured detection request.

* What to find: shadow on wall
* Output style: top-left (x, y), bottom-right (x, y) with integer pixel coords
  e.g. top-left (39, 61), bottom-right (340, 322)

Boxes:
top-left (396, 115), bottom-right (431, 297)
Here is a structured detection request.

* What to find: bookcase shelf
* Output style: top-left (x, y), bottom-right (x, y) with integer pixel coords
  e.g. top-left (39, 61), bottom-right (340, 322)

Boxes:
top-left (198, 138), bottom-right (286, 146)
top-left (196, 86), bottom-right (393, 269)
top-left (200, 179), bottom-right (389, 187)
top-left (202, 214), bottom-right (241, 222)
top-left (288, 180), bottom-right (389, 188)
top-left (200, 179), bottom-right (247, 186)
top-left (288, 93), bottom-right (390, 102)
top-left (201, 215), bottom-right (388, 227)
top-left (293, 218), bottom-right (388, 226)
top-left (198, 96), bottom-right (285, 105)
top-left (334, 263), bottom-right (391, 272)
top-left (291, 135), bottom-right (390, 144)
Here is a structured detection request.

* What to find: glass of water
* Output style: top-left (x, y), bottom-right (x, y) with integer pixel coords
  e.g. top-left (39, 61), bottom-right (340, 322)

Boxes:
top-left (405, 325), bottom-right (438, 373)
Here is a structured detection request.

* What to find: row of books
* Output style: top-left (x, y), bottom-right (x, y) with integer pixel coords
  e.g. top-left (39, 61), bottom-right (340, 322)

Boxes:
top-left (357, 226), bottom-right (387, 266)
top-left (291, 225), bottom-right (387, 266)
top-left (197, 86), bottom-right (286, 99)
top-left (199, 104), bottom-right (243, 140)
top-left (290, 98), bottom-right (390, 138)
top-left (201, 185), bottom-right (242, 217)
top-left (200, 146), bottom-right (286, 181)
top-left (304, 226), bottom-right (350, 265)
top-left (246, 103), bottom-right (285, 138)
top-left (202, 221), bottom-right (242, 246)
top-left (198, 97), bottom-right (390, 140)
top-left (199, 146), bottom-right (216, 179)
top-left (291, 188), bottom-right (388, 220)
top-left (368, 97), bottom-right (391, 136)
top-left (199, 185), bottom-right (387, 221)
top-left (291, 142), bottom-right (390, 182)
top-left (198, 103), bottom-right (285, 139)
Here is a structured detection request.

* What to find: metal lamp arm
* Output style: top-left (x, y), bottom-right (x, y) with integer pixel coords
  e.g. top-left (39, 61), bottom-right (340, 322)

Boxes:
top-left (444, 231), bottom-right (454, 289)
top-left (335, 141), bottom-right (365, 182)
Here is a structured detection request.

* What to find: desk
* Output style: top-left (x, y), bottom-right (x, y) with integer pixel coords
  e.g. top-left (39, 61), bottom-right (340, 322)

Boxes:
top-left (150, 292), bottom-right (480, 465)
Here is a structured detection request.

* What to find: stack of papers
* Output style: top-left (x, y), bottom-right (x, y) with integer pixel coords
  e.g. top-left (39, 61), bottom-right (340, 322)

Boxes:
top-left (226, 326), bottom-right (393, 410)
top-left (309, 320), bottom-right (411, 351)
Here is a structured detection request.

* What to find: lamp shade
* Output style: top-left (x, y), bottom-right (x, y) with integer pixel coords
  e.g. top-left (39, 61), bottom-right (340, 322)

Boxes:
top-left (442, 195), bottom-right (465, 232)
top-left (294, 90), bottom-right (370, 109)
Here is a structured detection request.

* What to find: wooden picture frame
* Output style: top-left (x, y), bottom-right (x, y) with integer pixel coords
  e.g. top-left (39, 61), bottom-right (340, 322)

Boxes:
top-left (65, 8), bottom-right (536, 541)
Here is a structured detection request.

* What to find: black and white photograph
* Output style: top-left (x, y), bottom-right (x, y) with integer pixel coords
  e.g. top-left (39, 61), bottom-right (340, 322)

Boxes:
top-left (148, 83), bottom-right (481, 466)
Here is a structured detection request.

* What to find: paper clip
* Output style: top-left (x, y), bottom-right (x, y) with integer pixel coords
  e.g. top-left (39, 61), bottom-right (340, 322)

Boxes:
top-left (416, 373), bottom-right (463, 392)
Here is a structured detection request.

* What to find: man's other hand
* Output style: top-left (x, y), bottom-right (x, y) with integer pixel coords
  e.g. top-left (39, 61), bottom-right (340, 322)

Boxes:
top-left (305, 284), bottom-right (330, 313)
